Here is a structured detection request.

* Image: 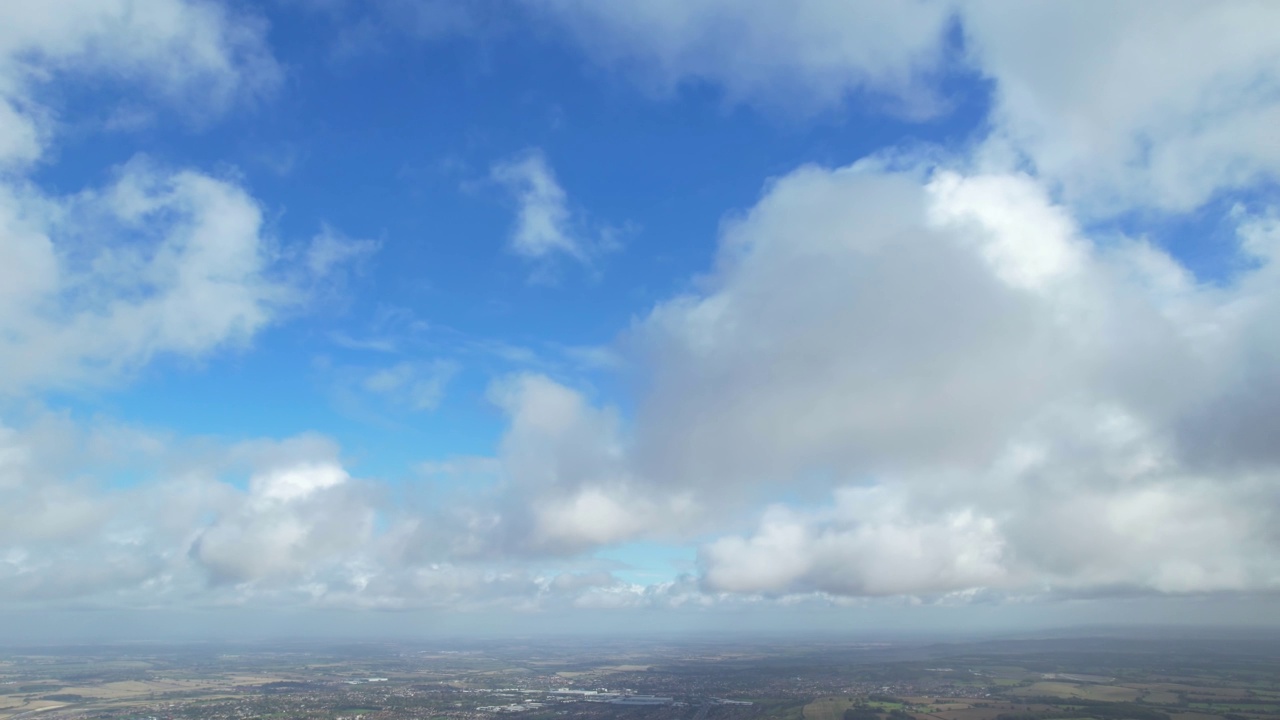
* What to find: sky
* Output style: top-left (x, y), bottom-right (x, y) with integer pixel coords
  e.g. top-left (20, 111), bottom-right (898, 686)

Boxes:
top-left (2, 0), bottom-right (1280, 642)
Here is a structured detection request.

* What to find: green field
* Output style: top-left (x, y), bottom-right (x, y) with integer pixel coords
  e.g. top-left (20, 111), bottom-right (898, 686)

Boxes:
top-left (804, 697), bottom-right (860, 720)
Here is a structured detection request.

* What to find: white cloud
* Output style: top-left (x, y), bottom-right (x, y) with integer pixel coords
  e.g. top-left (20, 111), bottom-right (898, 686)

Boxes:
top-left (491, 150), bottom-right (579, 260)
top-left (631, 164), bottom-right (1092, 491)
top-left (513, 1), bottom-right (1280, 214)
top-left (702, 488), bottom-right (1009, 597)
top-left (588, 159), bottom-right (1280, 599)
top-left (520, 0), bottom-right (954, 116)
top-left (0, 161), bottom-right (372, 395)
top-left (402, 156), bottom-right (1280, 603)
top-left (191, 452), bottom-right (375, 586)
top-left (0, 1), bottom-right (325, 396)
top-left (0, 0), bottom-right (278, 168)
top-left (490, 149), bottom-right (616, 278)
top-left (0, 411), bottom-right (688, 612)
top-left (0, 1), bottom-right (376, 396)
top-left (0, 423), bottom-right (401, 606)
top-left (961, 0), bottom-right (1280, 214)
top-left (482, 373), bottom-right (697, 555)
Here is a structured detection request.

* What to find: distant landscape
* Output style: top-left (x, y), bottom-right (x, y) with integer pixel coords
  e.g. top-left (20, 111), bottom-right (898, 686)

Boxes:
top-left (3, 635), bottom-right (1277, 720)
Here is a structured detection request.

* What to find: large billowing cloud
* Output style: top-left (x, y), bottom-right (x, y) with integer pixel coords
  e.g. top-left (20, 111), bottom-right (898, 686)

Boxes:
top-left (460, 159), bottom-right (1280, 601)
top-left (624, 161), bottom-right (1280, 598)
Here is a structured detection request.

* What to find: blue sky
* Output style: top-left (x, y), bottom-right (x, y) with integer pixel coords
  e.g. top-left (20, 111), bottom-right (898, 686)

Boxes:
top-left (3, 0), bottom-right (1280, 639)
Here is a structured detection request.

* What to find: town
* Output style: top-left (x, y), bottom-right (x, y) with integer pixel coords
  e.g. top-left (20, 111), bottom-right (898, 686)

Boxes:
top-left (2, 635), bottom-right (1277, 720)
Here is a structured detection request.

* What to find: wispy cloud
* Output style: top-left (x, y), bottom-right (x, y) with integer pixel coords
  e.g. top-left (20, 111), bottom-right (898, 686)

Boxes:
top-left (490, 148), bottom-right (619, 280)
top-left (361, 360), bottom-right (460, 412)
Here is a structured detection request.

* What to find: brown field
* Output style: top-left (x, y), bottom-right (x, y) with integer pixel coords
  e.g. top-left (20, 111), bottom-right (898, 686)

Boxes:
top-left (0, 699), bottom-right (68, 719)
top-left (1170, 713), bottom-right (1228, 720)
top-left (47, 675), bottom-right (281, 702)
top-left (1143, 684), bottom-right (1257, 699)
top-left (225, 675), bottom-right (294, 685)
top-left (0, 673), bottom-right (291, 719)
top-left (927, 707), bottom-right (1010, 720)
top-left (47, 678), bottom-right (219, 700)
top-left (1009, 682), bottom-right (1141, 702)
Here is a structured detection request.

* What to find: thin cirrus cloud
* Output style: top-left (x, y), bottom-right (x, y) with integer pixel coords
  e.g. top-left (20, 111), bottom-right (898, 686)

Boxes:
top-left (362, 360), bottom-right (460, 412)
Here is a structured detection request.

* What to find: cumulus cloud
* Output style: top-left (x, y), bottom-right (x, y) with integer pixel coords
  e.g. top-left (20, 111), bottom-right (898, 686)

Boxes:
top-left (394, 160), bottom-right (1280, 604)
top-left (701, 487), bottom-right (1008, 597)
top-left (190, 446), bottom-right (373, 586)
top-left (10, 157), bottom-right (1280, 608)
top-left (0, 1), bottom-right (373, 396)
top-left (419, 158), bottom-right (1280, 602)
top-left (0, 161), bottom-right (375, 395)
top-left (961, 0), bottom-right (1280, 214)
top-left (0, 163), bottom-right (278, 392)
top-left (0, 413), bottom-right (667, 611)
top-left (618, 160), bottom-right (1280, 599)
top-left (481, 373), bottom-right (697, 555)
top-left (0, 420), bottom-right (365, 604)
